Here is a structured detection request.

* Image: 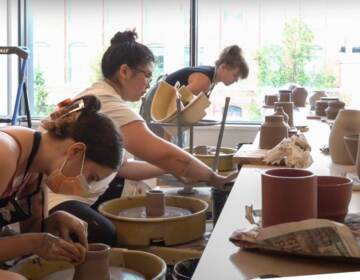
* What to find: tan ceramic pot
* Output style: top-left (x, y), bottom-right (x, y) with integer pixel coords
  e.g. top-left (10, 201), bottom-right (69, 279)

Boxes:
top-left (344, 134), bottom-right (359, 164)
top-left (278, 90), bottom-right (292, 102)
top-left (325, 100), bottom-right (345, 120)
top-left (317, 176), bottom-right (352, 222)
top-left (262, 168), bottom-right (317, 227)
top-left (309, 91), bottom-right (327, 110)
top-left (264, 95), bottom-right (278, 106)
top-left (273, 105), bottom-right (290, 126)
top-left (291, 87), bottom-right (308, 107)
top-left (259, 115), bottom-right (288, 149)
top-left (315, 100), bottom-right (328, 116)
top-left (145, 190), bottom-right (165, 217)
top-left (329, 109), bottom-right (360, 165)
top-left (274, 101), bottom-right (294, 127)
top-left (73, 243), bottom-right (110, 280)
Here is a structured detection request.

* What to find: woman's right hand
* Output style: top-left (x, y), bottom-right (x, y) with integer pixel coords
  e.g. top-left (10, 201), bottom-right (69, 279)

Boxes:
top-left (34, 233), bottom-right (85, 264)
top-left (208, 170), bottom-right (238, 189)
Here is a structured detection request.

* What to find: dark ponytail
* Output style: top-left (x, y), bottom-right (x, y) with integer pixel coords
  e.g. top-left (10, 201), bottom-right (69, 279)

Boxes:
top-left (215, 45), bottom-right (249, 79)
top-left (101, 30), bottom-right (154, 79)
top-left (42, 95), bottom-right (123, 170)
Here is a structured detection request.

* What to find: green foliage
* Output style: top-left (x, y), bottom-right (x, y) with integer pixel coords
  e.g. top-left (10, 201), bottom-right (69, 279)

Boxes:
top-left (256, 18), bottom-right (337, 89)
top-left (34, 69), bottom-right (55, 117)
top-left (248, 98), bottom-right (261, 121)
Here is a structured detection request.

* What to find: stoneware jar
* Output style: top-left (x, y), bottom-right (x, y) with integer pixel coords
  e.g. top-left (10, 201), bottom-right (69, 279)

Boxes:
top-left (274, 101), bottom-right (294, 127)
top-left (145, 189), bottom-right (165, 217)
top-left (315, 100), bottom-right (328, 116)
top-left (317, 176), bottom-right (352, 222)
top-left (325, 100), bottom-right (345, 120)
top-left (259, 115), bottom-right (288, 149)
top-left (264, 95), bottom-right (278, 106)
top-left (329, 109), bottom-right (360, 165)
top-left (273, 105), bottom-right (290, 126)
top-left (344, 134), bottom-right (359, 164)
top-left (73, 243), bottom-right (111, 280)
top-left (309, 91), bottom-right (327, 110)
top-left (291, 87), bottom-right (308, 107)
top-left (261, 168), bottom-right (317, 227)
top-left (278, 90), bottom-right (292, 102)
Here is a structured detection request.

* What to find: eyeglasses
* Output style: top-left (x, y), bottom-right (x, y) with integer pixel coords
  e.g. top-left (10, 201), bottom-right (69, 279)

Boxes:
top-left (134, 68), bottom-right (153, 83)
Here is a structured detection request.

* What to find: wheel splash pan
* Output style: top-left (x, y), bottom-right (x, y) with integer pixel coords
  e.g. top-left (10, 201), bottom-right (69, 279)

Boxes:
top-left (99, 196), bottom-right (208, 246)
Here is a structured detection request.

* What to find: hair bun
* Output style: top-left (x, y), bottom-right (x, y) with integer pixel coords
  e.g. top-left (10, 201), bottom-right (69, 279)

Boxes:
top-left (229, 45), bottom-right (242, 55)
top-left (111, 30), bottom-right (138, 45)
top-left (77, 95), bottom-right (101, 113)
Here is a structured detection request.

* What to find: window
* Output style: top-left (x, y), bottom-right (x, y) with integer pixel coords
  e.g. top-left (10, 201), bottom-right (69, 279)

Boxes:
top-left (30, 0), bottom-right (190, 117)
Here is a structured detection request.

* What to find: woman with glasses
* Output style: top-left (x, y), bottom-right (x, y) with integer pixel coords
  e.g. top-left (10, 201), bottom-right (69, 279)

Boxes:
top-left (50, 30), bottom-right (237, 228)
top-left (140, 45), bottom-right (249, 137)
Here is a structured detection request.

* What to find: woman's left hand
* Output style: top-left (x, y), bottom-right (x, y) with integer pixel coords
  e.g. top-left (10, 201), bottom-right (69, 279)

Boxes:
top-left (44, 211), bottom-right (88, 249)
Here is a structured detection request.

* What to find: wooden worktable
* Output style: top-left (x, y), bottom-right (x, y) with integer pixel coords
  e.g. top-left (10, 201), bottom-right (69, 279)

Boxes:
top-left (193, 116), bottom-right (360, 279)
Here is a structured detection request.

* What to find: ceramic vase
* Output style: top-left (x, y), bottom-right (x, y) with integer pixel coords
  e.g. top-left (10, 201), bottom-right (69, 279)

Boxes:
top-left (329, 109), bottom-right (360, 165)
top-left (274, 101), bottom-right (294, 127)
top-left (262, 168), bottom-right (317, 227)
top-left (273, 105), bottom-right (290, 127)
top-left (259, 115), bottom-right (288, 149)
top-left (325, 100), bottom-right (345, 120)
top-left (145, 190), bottom-right (165, 217)
top-left (344, 134), bottom-right (359, 164)
top-left (73, 243), bottom-right (111, 280)
top-left (317, 176), bottom-right (352, 222)
top-left (309, 91), bottom-right (327, 110)
top-left (315, 100), bottom-right (328, 116)
top-left (291, 87), bottom-right (308, 107)
top-left (278, 90), bottom-right (292, 102)
top-left (264, 95), bottom-right (278, 106)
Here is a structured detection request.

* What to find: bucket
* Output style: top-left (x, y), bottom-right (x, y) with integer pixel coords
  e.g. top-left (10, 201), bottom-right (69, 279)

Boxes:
top-left (172, 258), bottom-right (200, 280)
top-left (211, 181), bottom-right (235, 226)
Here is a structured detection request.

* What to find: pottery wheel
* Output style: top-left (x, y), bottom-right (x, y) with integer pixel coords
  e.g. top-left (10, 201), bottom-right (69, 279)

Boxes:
top-left (118, 206), bottom-right (192, 218)
top-left (42, 266), bottom-right (145, 280)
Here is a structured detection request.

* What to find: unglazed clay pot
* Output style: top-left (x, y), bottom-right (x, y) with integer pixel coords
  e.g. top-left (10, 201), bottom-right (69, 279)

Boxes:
top-left (145, 190), bottom-right (165, 217)
top-left (317, 176), bottom-right (352, 222)
top-left (262, 168), bottom-right (317, 227)
top-left (315, 100), bottom-right (328, 116)
top-left (73, 243), bottom-right (111, 280)
top-left (264, 95), bottom-right (278, 106)
top-left (259, 115), bottom-right (288, 149)
top-left (325, 100), bottom-right (345, 120)
top-left (344, 134), bottom-right (359, 164)
top-left (320, 96), bottom-right (340, 102)
top-left (273, 105), bottom-right (290, 127)
top-left (329, 109), bottom-right (360, 165)
top-left (291, 87), bottom-right (308, 107)
top-left (309, 91), bottom-right (327, 110)
top-left (278, 90), bottom-right (292, 102)
top-left (274, 101), bottom-right (294, 127)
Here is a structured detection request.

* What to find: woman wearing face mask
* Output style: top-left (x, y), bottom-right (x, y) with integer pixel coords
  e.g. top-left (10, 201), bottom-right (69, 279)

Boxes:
top-left (48, 29), bottom-right (238, 218)
top-left (140, 44), bottom-right (249, 137)
top-left (0, 95), bottom-right (122, 276)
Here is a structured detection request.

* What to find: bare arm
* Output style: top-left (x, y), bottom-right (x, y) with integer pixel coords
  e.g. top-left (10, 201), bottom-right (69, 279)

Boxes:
top-left (117, 159), bottom-right (166, 180)
top-left (186, 72), bottom-right (212, 95)
top-left (0, 234), bottom-right (42, 261)
top-left (121, 121), bottom-right (229, 188)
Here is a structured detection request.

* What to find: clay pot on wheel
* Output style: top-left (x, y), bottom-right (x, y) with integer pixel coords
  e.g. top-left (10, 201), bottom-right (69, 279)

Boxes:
top-left (274, 101), bottom-right (294, 127)
top-left (261, 168), bottom-right (317, 227)
top-left (278, 90), bottom-right (292, 102)
top-left (291, 87), bottom-right (308, 107)
top-left (344, 134), bottom-right (359, 164)
top-left (259, 115), bottom-right (288, 149)
top-left (317, 176), bottom-right (352, 222)
top-left (145, 190), bottom-right (165, 217)
top-left (325, 100), bottom-right (345, 120)
top-left (73, 243), bottom-right (111, 280)
top-left (329, 109), bottom-right (360, 165)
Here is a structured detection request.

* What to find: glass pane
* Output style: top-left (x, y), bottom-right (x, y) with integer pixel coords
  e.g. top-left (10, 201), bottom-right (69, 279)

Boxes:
top-left (198, 0), bottom-right (360, 122)
top-left (30, 0), bottom-right (190, 117)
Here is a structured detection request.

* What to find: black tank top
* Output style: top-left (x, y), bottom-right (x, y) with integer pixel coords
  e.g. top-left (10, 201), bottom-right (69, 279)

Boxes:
top-left (0, 131), bottom-right (43, 228)
top-left (165, 65), bottom-right (215, 87)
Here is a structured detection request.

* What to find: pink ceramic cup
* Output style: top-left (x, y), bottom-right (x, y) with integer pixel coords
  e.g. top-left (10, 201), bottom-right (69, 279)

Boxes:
top-left (261, 168), bottom-right (317, 227)
top-left (317, 176), bottom-right (352, 222)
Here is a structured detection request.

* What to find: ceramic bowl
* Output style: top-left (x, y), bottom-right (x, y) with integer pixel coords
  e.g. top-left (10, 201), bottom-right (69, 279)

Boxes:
top-left (317, 176), bottom-right (352, 222)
